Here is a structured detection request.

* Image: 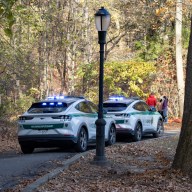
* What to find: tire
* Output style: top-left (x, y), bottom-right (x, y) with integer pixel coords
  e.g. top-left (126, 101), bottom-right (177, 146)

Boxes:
top-left (75, 127), bottom-right (88, 152)
top-left (133, 123), bottom-right (142, 142)
top-left (20, 145), bottom-right (34, 154)
top-left (106, 124), bottom-right (116, 146)
top-left (153, 119), bottom-right (164, 138)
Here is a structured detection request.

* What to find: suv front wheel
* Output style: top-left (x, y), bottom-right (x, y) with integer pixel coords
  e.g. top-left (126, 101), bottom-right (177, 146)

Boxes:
top-left (106, 124), bottom-right (116, 146)
top-left (153, 119), bottom-right (164, 138)
top-left (75, 127), bottom-right (88, 152)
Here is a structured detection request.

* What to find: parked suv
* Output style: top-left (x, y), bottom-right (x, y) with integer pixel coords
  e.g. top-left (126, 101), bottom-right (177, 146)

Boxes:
top-left (18, 96), bottom-right (116, 154)
top-left (103, 96), bottom-right (164, 141)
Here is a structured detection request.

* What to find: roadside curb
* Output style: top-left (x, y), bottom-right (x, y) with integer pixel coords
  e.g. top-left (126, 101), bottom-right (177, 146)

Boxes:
top-left (164, 129), bottom-right (180, 135)
top-left (22, 151), bottom-right (89, 192)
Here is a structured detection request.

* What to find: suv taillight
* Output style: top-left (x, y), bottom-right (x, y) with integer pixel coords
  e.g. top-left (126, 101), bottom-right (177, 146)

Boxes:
top-left (19, 116), bottom-right (34, 120)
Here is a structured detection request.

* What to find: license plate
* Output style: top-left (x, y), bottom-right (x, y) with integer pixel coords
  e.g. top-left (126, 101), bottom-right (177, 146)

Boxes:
top-left (38, 130), bottom-right (48, 134)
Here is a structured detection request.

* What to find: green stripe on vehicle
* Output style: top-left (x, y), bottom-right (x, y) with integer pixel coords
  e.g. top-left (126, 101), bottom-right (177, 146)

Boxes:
top-left (128, 112), bottom-right (159, 116)
top-left (23, 123), bottom-right (64, 129)
top-left (70, 114), bottom-right (98, 118)
top-left (70, 113), bottom-right (111, 119)
top-left (115, 120), bottom-right (124, 124)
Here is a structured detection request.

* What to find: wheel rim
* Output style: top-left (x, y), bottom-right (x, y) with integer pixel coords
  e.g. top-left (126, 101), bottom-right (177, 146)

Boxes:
top-left (136, 125), bottom-right (142, 140)
top-left (109, 126), bottom-right (116, 144)
top-left (157, 120), bottom-right (164, 136)
top-left (79, 130), bottom-right (87, 150)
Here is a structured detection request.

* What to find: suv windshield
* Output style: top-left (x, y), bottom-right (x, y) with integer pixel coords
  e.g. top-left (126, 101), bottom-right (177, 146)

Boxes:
top-left (103, 102), bottom-right (131, 112)
top-left (28, 102), bottom-right (69, 113)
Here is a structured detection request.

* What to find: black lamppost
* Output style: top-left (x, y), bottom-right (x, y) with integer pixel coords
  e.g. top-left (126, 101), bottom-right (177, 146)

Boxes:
top-left (94, 7), bottom-right (111, 164)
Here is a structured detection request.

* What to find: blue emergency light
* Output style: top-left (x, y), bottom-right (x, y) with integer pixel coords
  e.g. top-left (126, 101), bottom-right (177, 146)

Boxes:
top-left (109, 95), bottom-right (126, 101)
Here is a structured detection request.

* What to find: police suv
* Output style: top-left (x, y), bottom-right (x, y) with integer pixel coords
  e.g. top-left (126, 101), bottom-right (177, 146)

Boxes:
top-left (103, 96), bottom-right (164, 141)
top-left (18, 96), bottom-right (116, 154)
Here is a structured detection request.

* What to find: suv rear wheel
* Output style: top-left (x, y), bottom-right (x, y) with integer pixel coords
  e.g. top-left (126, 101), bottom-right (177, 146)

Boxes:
top-left (133, 123), bottom-right (142, 142)
top-left (106, 124), bottom-right (116, 146)
top-left (20, 145), bottom-right (34, 154)
top-left (153, 119), bottom-right (164, 138)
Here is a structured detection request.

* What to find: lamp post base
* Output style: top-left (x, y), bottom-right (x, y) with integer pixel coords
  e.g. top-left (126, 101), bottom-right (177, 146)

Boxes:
top-left (92, 118), bottom-right (107, 166)
top-left (93, 155), bottom-right (107, 161)
top-left (92, 155), bottom-right (108, 166)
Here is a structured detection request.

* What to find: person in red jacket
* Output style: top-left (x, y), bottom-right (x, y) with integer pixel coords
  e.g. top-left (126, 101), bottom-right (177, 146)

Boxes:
top-left (146, 92), bottom-right (157, 109)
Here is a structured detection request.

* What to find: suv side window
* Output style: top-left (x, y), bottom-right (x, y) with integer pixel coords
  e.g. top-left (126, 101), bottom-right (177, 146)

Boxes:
top-left (75, 101), bottom-right (91, 113)
top-left (88, 101), bottom-right (98, 113)
top-left (142, 102), bottom-right (151, 111)
top-left (133, 102), bottom-right (145, 111)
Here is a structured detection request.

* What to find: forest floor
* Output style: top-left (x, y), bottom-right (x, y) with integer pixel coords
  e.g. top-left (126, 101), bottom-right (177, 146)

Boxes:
top-left (36, 121), bottom-right (192, 192)
top-left (0, 120), bottom-right (20, 154)
top-left (1, 119), bottom-right (192, 192)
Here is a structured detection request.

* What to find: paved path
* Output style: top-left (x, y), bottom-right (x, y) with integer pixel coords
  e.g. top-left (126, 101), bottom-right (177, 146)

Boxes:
top-left (0, 148), bottom-right (76, 191)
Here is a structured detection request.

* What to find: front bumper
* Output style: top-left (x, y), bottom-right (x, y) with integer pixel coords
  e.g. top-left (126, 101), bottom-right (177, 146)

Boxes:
top-left (116, 127), bottom-right (134, 136)
top-left (18, 134), bottom-right (77, 147)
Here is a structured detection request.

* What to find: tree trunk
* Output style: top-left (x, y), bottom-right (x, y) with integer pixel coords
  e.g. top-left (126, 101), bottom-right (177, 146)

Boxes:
top-left (172, 17), bottom-right (192, 177)
top-left (175, 0), bottom-right (185, 117)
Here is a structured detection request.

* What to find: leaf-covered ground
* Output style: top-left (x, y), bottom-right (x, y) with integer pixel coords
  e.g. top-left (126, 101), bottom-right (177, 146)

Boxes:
top-left (35, 121), bottom-right (189, 192)
top-left (36, 132), bottom-right (192, 192)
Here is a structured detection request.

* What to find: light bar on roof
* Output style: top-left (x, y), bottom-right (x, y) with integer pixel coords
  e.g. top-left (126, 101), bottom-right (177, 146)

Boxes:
top-left (46, 96), bottom-right (54, 100)
top-left (46, 95), bottom-right (65, 100)
top-left (109, 95), bottom-right (126, 101)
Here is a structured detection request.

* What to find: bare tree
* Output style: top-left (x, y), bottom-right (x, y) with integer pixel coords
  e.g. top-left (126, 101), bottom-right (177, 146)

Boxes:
top-left (176, 0), bottom-right (185, 117)
top-left (172, 16), bottom-right (192, 177)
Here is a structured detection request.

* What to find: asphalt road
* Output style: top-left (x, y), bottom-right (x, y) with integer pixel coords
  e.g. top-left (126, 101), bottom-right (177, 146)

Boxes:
top-left (0, 130), bottom-right (179, 191)
top-left (0, 148), bottom-right (77, 191)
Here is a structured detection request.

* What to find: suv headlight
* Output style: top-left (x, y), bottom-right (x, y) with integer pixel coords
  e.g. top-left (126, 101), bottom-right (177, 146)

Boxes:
top-left (124, 114), bottom-right (131, 118)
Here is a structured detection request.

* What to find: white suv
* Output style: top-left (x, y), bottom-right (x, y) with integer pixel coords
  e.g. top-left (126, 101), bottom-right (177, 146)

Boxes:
top-left (103, 96), bottom-right (164, 141)
top-left (18, 96), bottom-right (116, 153)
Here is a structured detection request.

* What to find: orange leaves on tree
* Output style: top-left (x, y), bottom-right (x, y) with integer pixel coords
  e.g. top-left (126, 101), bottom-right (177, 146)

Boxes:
top-left (155, 7), bottom-right (166, 16)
